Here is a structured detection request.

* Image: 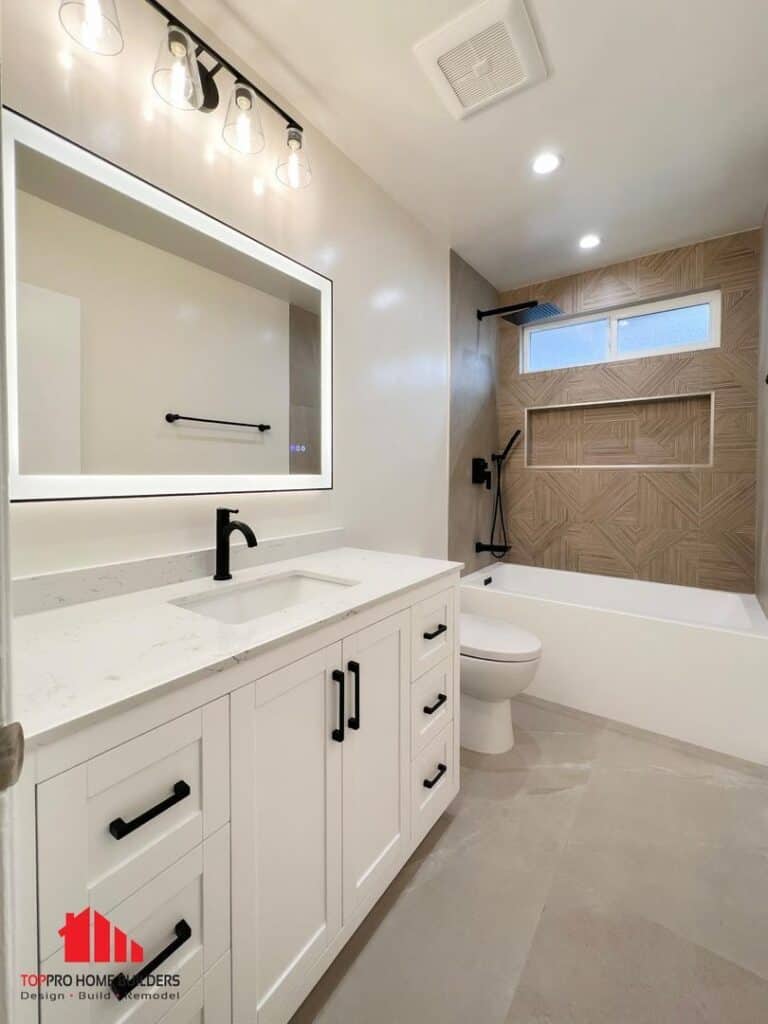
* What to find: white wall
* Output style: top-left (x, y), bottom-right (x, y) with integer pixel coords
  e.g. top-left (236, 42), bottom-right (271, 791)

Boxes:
top-left (2, 0), bottom-right (450, 576)
top-left (17, 191), bottom-right (290, 475)
top-left (17, 282), bottom-right (81, 474)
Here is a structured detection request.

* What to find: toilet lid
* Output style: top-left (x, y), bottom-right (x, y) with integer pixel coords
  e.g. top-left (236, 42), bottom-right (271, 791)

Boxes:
top-left (460, 613), bottom-right (542, 663)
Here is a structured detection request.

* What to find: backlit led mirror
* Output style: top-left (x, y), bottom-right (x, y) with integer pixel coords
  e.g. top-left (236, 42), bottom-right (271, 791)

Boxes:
top-left (3, 112), bottom-right (332, 500)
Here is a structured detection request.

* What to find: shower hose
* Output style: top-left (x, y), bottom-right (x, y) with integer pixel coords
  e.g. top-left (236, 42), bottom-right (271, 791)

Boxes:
top-left (488, 454), bottom-right (509, 559)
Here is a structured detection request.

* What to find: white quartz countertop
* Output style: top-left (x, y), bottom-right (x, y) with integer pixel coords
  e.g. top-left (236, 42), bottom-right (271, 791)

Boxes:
top-left (13, 548), bottom-right (461, 744)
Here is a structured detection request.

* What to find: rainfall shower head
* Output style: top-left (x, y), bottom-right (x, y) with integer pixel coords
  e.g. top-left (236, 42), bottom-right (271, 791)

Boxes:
top-left (477, 300), bottom-right (562, 326)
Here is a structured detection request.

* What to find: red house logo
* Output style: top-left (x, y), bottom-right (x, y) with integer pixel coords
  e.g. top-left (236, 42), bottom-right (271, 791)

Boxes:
top-left (59, 908), bottom-right (144, 964)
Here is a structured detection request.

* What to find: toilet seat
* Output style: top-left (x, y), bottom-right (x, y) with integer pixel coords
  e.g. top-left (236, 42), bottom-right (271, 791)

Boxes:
top-left (460, 613), bottom-right (542, 663)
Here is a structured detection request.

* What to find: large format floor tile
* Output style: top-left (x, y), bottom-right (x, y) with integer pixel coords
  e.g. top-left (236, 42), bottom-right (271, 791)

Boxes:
top-left (292, 700), bottom-right (768, 1023)
top-left (505, 875), bottom-right (768, 1024)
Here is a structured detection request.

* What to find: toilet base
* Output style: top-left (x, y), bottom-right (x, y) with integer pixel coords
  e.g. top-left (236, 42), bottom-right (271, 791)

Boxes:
top-left (460, 692), bottom-right (515, 754)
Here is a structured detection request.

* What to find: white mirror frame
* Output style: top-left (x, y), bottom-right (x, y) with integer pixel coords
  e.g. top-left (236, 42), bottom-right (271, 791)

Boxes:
top-left (2, 111), bottom-right (333, 501)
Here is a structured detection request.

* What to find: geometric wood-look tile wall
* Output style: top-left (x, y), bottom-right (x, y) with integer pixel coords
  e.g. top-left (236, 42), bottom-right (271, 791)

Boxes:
top-left (527, 393), bottom-right (713, 468)
top-left (496, 231), bottom-right (761, 592)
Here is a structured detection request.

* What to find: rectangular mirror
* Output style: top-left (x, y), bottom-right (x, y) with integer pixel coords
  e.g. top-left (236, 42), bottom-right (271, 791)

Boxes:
top-left (2, 112), bottom-right (332, 500)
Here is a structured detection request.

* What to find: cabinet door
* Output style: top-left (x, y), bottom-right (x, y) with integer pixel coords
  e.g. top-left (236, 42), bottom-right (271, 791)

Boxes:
top-left (341, 611), bottom-right (410, 921)
top-left (230, 645), bottom-right (342, 1024)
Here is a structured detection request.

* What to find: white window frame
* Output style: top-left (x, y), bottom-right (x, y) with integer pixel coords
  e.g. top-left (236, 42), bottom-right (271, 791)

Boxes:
top-left (521, 290), bottom-right (722, 375)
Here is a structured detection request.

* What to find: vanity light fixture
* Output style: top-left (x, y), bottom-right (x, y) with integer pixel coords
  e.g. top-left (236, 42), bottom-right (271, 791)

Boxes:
top-left (59, 0), bottom-right (310, 186)
top-left (579, 233), bottom-right (602, 249)
top-left (223, 83), bottom-right (265, 155)
top-left (152, 24), bottom-right (206, 111)
top-left (276, 127), bottom-right (312, 190)
top-left (58, 0), bottom-right (124, 56)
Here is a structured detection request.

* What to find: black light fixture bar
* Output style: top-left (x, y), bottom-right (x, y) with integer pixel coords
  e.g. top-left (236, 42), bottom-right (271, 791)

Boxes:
top-left (143, 0), bottom-right (302, 131)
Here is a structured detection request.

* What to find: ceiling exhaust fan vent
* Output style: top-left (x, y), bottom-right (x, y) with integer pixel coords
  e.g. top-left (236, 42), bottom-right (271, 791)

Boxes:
top-left (414, 0), bottom-right (547, 120)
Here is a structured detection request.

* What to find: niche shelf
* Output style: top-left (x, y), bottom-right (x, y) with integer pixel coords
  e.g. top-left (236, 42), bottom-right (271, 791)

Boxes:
top-left (525, 392), bottom-right (713, 469)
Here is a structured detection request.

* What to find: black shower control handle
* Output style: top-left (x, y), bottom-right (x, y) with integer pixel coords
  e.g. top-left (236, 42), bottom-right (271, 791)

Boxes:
top-left (423, 693), bottom-right (447, 716)
top-left (332, 669), bottom-right (345, 742)
top-left (423, 623), bottom-right (447, 641)
top-left (109, 781), bottom-right (191, 840)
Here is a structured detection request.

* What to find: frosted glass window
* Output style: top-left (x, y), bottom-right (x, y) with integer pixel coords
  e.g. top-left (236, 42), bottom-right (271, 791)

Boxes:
top-left (522, 291), bottom-right (720, 374)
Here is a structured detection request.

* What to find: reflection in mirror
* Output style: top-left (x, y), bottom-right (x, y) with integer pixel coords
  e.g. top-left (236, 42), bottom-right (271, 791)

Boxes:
top-left (6, 116), bottom-right (330, 499)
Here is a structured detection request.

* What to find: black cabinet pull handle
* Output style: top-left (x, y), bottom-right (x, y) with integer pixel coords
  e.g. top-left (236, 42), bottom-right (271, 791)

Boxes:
top-left (347, 661), bottom-right (361, 730)
top-left (423, 623), bottom-right (447, 641)
top-left (423, 763), bottom-right (447, 789)
top-left (109, 781), bottom-right (191, 840)
top-left (423, 693), bottom-right (447, 715)
top-left (332, 669), bottom-right (345, 742)
top-left (111, 919), bottom-right (192, 1001)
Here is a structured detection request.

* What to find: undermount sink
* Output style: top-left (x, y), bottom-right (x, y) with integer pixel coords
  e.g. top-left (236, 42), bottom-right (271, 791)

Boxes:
top-left (172, 571), bottom-right (358, 626)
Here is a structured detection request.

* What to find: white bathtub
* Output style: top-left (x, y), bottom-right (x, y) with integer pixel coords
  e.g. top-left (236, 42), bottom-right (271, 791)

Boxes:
top-left (461, 564), bottom-right (768, 765)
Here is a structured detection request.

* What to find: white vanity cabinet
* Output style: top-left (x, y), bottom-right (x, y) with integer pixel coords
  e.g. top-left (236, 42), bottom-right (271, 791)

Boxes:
top-left (230, 646), bottom-right (343, 1024)
top-left (19, 563), bottom-right (460, 1024)
top-left (340, 612), bottom-right (411, 919)
top-left (230, 611), bottom-right (413, 1024)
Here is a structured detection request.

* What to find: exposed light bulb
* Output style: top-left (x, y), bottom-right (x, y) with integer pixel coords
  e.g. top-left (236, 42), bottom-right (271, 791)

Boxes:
top-left (152, 25), bottom-right (204, 111)
top-left (579, 233), bottom-right (602, 249)
top-left (58, 0), bottom-right (123, 56)
top-left (276, 127), bottom-right (312, 190)
top-left (223, 83), bottom-right (265, 155)
top-left (532, 151), bottom-right (561, 175)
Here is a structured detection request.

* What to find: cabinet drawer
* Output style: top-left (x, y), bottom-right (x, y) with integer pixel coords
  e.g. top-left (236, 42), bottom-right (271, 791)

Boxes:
top-left (156, 951), bottom-right (231, 1024)
top-left (411, 660), bottom-right (453, 757)
top-left (38, 699), bottom-right (229, 962)
top-left (410, 589), bottom-right (455, 680)
top-left (411, 723), bottom-right (457, 847)
top-left (40, 827), bottom-right (230, 1024)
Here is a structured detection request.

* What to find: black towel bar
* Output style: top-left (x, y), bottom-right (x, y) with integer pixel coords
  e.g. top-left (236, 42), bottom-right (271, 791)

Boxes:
top-left (165, 413), bottom-right (271, 432)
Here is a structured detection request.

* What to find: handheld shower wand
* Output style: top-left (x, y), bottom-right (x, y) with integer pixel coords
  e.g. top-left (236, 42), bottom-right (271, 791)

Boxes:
top-left (495, 428), bottom-right (522, 466)
top-left (475, 429), bottom-right (522, 558)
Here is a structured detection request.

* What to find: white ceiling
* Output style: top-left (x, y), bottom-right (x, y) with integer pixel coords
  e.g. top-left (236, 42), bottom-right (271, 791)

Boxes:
top-left (185, 0), bottom-right (768, 290)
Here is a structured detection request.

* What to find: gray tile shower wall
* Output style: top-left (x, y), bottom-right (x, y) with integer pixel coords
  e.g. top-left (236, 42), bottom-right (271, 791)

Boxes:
top-left (448, 252), bottom-right (501, 574)
top-left (495, 231), bottom-right (761, 592)
top-left (758, 216), bottom-right (768, 615)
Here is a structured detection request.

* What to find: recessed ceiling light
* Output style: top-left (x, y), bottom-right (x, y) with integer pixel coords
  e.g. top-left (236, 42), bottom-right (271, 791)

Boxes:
top-left (579, 233), bottom-right (601, 249)
top-left (532, 152), bottom-right (561, 175)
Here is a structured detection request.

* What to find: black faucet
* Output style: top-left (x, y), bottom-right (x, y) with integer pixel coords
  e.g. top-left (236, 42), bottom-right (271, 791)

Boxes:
top-left (214, 507), bottom-right (258, 581)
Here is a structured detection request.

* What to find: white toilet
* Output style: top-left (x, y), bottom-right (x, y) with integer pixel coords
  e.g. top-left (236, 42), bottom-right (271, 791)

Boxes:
top-left (459, 612), bottom-right (542, 754)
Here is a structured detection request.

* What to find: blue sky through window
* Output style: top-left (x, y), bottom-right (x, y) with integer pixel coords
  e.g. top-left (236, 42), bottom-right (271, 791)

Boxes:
top-left (617, 303), bottom-right (710, 355)
top-left (527, 319), bottom-right (609, 372)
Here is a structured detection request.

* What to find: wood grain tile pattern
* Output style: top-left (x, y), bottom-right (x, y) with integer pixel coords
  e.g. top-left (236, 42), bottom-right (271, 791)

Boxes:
top-left (496, 232), bottom-right (760, 592)
top-left (528, 395), bottom-right (711, 467)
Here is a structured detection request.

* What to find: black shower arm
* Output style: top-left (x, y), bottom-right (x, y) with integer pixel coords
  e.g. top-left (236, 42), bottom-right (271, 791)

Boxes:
top-left (493, 429), bottom-right (522, 466)
top-left (477, 301), bottom-right (538, 321)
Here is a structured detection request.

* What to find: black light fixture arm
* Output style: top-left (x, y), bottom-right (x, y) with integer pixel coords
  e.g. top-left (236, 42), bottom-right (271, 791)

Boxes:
top-left (143, 0), bottom-right (303, 130)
